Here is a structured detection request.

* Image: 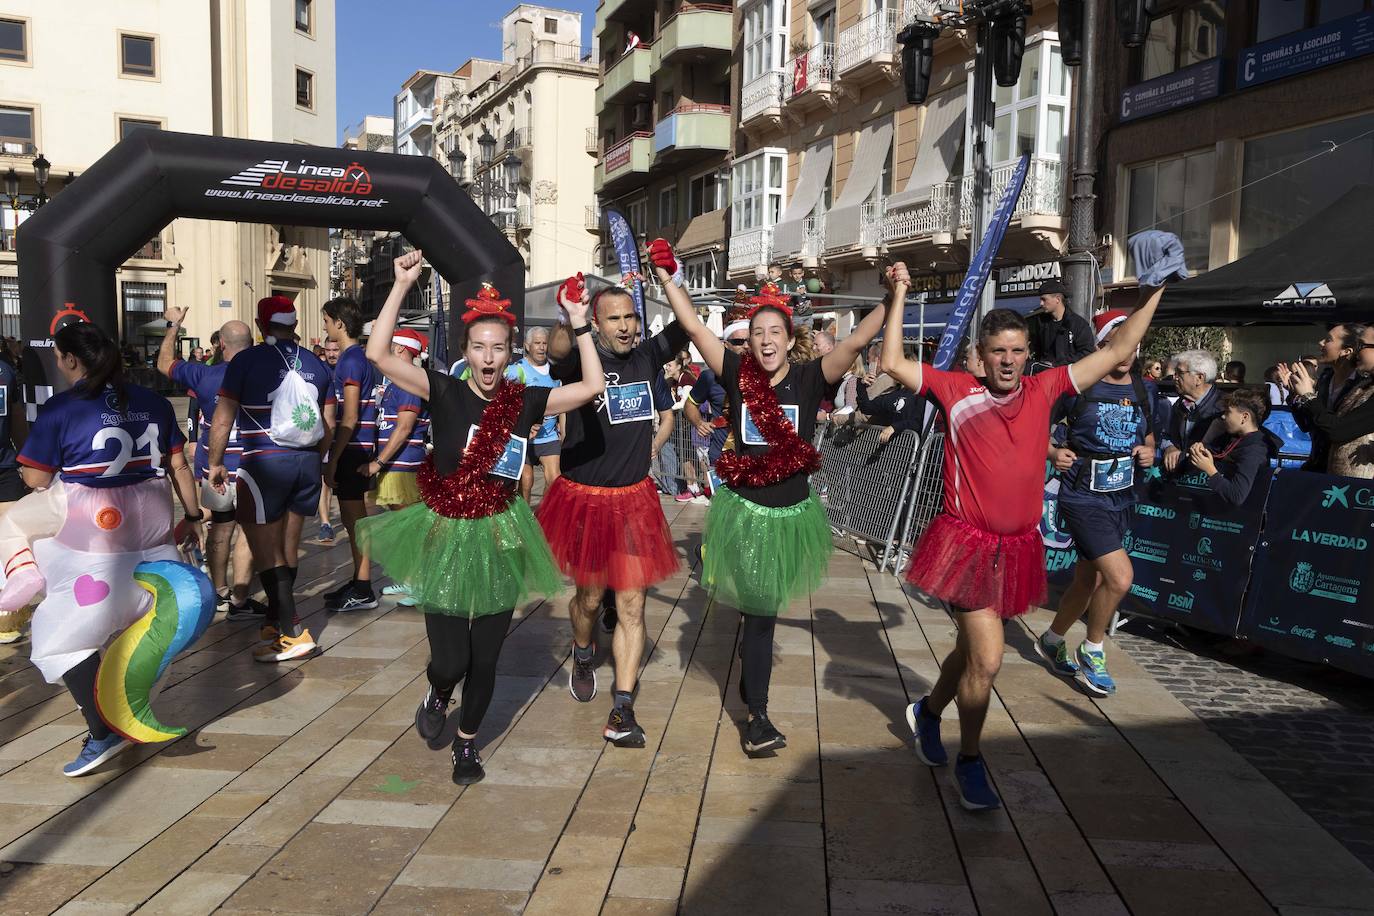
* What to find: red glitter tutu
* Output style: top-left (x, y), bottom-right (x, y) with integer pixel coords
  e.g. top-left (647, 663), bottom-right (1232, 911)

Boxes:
top-left (905, 514), bottom-right (1046, 619)
top-left (536, 476), bottom-right (679, 591)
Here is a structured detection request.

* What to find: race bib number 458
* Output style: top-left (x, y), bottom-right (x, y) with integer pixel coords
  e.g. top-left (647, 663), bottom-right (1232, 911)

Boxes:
top-left (605, 382), bottom-right (653, 425)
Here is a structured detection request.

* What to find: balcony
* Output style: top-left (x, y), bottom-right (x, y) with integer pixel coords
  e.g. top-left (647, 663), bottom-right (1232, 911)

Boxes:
top-left (836, 7), bottom-right (901, 88)
top-left (401, 105), bottom-right (434, 136)
top-left (503, 127), bottom-right (532, 154)
top-left (785, 43), bottom-right (838, 115)
top-left (859, 199), bottom-right (886, 250)
top-left (491, 206), bottom-right (532, 233)
top-left (595, 131), bottom-right (654, 193)
top-left (596, 0), bottom-right (654, 31)
top-left (0, 136), bottom-right (36, 157)
top-left (741, 70), bottom-right (787, 132)
top-left (728, 227), bottom-right (773, 278)
top-left (801, 214), bottom-right (826, 263)
top-left (585, 205), bottom-right (602, 233)
top-left (653, 6), bottom-right (732, 68)
top-left (653, 104), bottom-right (730, 164)
top-left (585, 127), bottom-right (600, 156)
top-left (600, 45), bottom-right (653, 109)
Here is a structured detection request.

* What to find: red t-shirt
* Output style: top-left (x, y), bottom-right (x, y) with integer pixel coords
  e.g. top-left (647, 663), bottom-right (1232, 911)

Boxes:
top-left (920, 364), bottom-right (1078, 535)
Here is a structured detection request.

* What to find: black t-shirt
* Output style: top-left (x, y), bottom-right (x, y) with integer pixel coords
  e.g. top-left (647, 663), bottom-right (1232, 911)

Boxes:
top-left (551, 322), bottom-right (690, 487)
top-left (425, 370), bottom-right (552, 482)
top-left (720, 349), bottom-right (828, 508)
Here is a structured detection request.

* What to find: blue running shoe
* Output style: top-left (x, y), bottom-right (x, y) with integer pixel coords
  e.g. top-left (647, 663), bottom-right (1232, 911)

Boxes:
top-left (1075, 644), bottom-right (1117, 697)
top-left (63, 732), bottom-right (129, 777)
top-left (1035, 632), bottom-right (1079, 678)
top-left (905, 697), bottom-right (948, 767)
top-left (954, 756), bottom-right (1001, 811)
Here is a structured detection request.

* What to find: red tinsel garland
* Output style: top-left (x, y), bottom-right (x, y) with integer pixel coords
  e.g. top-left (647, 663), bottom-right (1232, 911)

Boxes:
top-left (716, 353), bottom-right (820, 489)
top-left (417, 380), bottom-right (526, 519)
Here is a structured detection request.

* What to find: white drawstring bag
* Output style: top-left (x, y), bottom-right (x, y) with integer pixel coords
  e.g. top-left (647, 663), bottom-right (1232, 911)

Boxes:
top-left (266, 345), bottom-right (324, 448)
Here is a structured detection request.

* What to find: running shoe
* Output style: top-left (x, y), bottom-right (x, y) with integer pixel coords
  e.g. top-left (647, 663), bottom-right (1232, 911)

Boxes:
top-left (397, 595), bottom-right (419, 607)
top-left (674, 492), bottom-right (692, 503)
top-left (258, 624), bottom-right (280, 645)
top-left (1075, 644), bottom-right (1117, 697)
top-left (604, 705), bottom-right (646, 748)
top-left (253, 629), bottom-right (317, 663)
top-left (570, 643), bottom-right (597, 702)
top-left (225, 598), bottom-right (268, 621)
top-left (322, 582), bottom-right (352, 609)
top-left (743, 713), bottom-right (786, 755)
top-left (380, 583), bottom-right (411, 597)
top-left (332, 588), bottom-right (378, 613)
top-left (63, 732), bottom-right (130, 777)
top-left (1035, 632), bottom-right (1079, 678)
top-left (0, 629), bottom-right (25, 645)
top-left (906, 696), bottom-right (948, 767)
top-left (216, 590), bottom-right (231, 609)
top-left (953, 756), bottom-right (1001, 811)
top-left (414, 686), bottom-right (453, 749)
top-left (689, 495), bottom-right (710, 505)
top-left (319, 522), bottom-right (335, 542)
top-left (451, 738), bottom-right (485, 785)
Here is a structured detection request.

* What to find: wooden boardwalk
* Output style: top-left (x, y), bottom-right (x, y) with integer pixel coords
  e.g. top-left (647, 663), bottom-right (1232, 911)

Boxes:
top-left (1, 500), bottom-right (1371, 914)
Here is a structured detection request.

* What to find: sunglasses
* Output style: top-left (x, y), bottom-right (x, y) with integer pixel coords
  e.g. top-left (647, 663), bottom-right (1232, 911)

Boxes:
top-left (726, 338), bottom-right (748, 346)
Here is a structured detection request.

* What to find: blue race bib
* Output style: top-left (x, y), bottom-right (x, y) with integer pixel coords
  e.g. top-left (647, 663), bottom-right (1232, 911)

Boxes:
top-left (605, 382), bottom-right (653, 425)
top-left (740, 403), bottom-right (800, 447)
top-left (1090, 456), bottom-right (1134, 493)
top-left (467, 425), bottom-right (527, 481)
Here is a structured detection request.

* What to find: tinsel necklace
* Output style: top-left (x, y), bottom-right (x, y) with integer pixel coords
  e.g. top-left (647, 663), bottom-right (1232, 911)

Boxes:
top-left (716, 354), bottom-right (820, 489)
top-left (417, 380), bottom-right (526, 519)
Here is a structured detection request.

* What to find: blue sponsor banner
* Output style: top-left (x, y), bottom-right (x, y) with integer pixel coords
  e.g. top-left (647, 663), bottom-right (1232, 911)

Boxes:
top-left (605, 207), bottom-right (646, 324)
top-left (1239, 471), bottom-right (1374, 676)
top-left (932, 154), bottom-right (1030, 371)
top-left (1120, 58), bottom-right (1223, 123)
top-left (1238, 11), bottom-right (1374, 89)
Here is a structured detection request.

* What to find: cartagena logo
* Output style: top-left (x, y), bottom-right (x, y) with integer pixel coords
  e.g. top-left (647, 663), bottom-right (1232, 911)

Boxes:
top-left (1263, 282), bottom-right (1337, 310)
top-left (1289, 561), bottom-right (1316, 594)
top-left (1197, 537), bottom-right (1213, 557)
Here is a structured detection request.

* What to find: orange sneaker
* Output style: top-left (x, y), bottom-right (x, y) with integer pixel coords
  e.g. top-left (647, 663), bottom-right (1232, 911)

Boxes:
top-left (253, 629), bottom-right (317, 663)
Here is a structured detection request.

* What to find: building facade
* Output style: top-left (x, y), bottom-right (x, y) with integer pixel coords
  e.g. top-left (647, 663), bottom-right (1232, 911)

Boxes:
top-left (0, 0), bottom-right (338, 359)
top-left (332, 116), bottom-right (394, 302)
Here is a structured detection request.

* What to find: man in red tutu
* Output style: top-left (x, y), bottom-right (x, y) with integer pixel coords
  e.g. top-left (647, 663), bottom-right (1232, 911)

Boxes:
top-left (880, 266), bottom-right (1168, 810)
top-left (541, 276), bottom-right (686, 747)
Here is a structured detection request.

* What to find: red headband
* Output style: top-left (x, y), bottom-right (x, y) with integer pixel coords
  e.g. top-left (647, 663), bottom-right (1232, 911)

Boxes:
top-left (462, 282), bottom-right (517, 326)
top-left (747, 281), bottom-right (793, 320)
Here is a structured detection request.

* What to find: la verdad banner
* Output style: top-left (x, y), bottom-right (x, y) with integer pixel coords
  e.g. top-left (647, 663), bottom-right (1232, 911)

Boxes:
top-left (604, 207), bottom-right (646, 325)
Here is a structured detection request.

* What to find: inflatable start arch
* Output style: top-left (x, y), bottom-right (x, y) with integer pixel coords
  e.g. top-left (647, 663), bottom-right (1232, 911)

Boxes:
top-left (17, 130), bottom-right (524, 405)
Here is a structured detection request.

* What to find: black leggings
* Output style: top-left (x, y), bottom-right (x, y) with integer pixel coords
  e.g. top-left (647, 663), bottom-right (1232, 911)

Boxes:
top-left (740, 615), bottom-right (777, 716)
top-left (63, 652), bottom-right (111, 741)
top-left (425, 610), bottom-right (514, 737)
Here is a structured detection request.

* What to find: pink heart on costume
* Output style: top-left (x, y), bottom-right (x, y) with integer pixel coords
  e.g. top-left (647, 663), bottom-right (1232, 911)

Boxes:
top-left (74, 575), bottom-right (111, 607)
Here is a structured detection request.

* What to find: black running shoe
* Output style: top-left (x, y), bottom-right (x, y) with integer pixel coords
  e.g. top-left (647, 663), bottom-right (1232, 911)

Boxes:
top-left (415, 686), bottom-right (453, 749)
top-left (603, 705), bottom-right (646, 748)
top-left (225, 598), bottom-right (268, 621)
top-left (451, 738), bottom-right (485, 785)
top-left (570, 643), bottom-right (597, 703)
top-left (333, 587), bottom-right (379, 613)
top-left (322, 582), bottom-right (352, 609)
top-left (744, 713), bottom-right (786, 755)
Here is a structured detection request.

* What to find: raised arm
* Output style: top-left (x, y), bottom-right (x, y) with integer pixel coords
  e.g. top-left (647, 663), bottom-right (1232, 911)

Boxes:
top-left (821, 267), bottom-right (904, 383)
top-left (1070, 284), bottom-right (1166, 390)
top-left (544, 282), bottom-right (606, 414)
top-left (647, 239), bottom-right (724, 376)
top-left (366, 250), bottom-right (430, 401)
top-left (878, 263), bottom-right (922, 393)
top-left (156, 305), bottom-right (186, 378)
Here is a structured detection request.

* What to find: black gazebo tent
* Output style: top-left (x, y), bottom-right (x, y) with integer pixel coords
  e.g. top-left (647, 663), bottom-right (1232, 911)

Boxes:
top-left (1154, 185), bottom-right (1374, 325)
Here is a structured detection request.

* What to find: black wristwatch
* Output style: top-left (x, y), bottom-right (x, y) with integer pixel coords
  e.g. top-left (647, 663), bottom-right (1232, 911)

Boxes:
top-left (183, 512), bottom-right (204, 522)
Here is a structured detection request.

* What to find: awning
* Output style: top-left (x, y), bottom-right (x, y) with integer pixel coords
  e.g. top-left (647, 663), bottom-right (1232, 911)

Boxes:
top-left (771, 140), bottom-right (833, 259)
top-left (675, 208), bottom-right (726, 255)
top-left (1155, 184), bottom-right (1374, 325)
top-left (825, 117), bottom-right (894, 250)
top-left (887, 84), bottom-right (965, 210)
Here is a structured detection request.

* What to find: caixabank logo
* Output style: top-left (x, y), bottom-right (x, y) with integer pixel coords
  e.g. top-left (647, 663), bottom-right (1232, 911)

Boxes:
top-left (206, 159), bottom-right (388, 208)
top-left (1262, 282), bottom-right (1337, 310)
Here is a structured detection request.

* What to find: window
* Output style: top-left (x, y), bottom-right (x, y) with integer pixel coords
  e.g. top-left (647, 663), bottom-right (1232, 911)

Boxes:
top-left (658, 186), bottom-right (677, 228)
top-left (1140, 1), bottom-right (1224, 81)
top-left (742, 0), bottom-right (788, 84)
top-left (0, 17), bottom-right (27, 62)
top-left (627, 198), bottom-right (648, 235)
top-left (119, 117), bottom-right (161, 139)
top-left (688, 170), bottom-right (727, 217)
top-left (120, 33), bottom-right (156, 77)
top-left (977, 40), bottom-right (1072, 166)
top-left (1256, 0), bottom-right (1370, 42)
top-left (731, 149), bottom-right (786, 232)
top-left (0, 105), bottom-right (34, 155)
top-left (296, 0), bottom-right (313, 34)
top-left (812, 3), bottom-right (836, 47)
top-left (0, 276), bottom-right (19, 339)
top-left (296, 68), bottom-right (314, 109)
top-left (683, 254), bottom-right (715, 291)
top-left (1239, 111), bottom-right (1374, 257)
top-left (1128, 149), bottom-right (1215, 272)
top-left (544, 17), bottom-right (558, 34)
top-left (120, 281), bottom-right (167, 344)
top-left (877, 143), bottom-right (895, 199)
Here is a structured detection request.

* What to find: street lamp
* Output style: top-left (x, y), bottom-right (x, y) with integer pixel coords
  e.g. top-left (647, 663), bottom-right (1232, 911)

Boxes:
top-left (478, 129), bottom-right (496, 165)
top-left (452, 150), bottom-right (469, 186)
top-left (5, 152), bottom-right (54, 211)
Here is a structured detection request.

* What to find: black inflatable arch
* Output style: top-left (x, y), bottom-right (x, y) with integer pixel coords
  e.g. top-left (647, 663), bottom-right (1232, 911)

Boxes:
top-left (18, 130), bottom-right (524, 402)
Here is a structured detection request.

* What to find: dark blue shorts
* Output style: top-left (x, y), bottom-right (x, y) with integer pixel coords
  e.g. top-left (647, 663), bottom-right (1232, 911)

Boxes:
top-left (1057, 497), bottom-right (1132, 562)
top-left (235, 451), bottom-right (322, 525)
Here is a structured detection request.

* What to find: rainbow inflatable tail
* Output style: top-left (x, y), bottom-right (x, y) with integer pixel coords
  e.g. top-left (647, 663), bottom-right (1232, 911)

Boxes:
top-left (95, 560), bottom-right (216, 743)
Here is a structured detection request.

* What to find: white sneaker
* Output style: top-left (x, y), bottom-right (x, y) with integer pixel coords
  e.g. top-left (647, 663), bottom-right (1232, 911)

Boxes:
top-left (690, 495), bottom-right (710, 505)
top-left (381, 584), bottom-right (411, 597)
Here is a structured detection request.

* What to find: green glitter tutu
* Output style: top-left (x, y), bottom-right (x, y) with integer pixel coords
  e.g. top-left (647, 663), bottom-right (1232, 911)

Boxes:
top-left (356, 498), bottom-right (562, 617)
top-left (702, 486), bottom-right (831, 616)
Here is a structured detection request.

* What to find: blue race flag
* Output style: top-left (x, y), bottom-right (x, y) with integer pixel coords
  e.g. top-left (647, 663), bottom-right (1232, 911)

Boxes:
top-left (605, 207), bottom-right (646, 324)
top-left (933, 154), bottom-right (1031, 371)
top-left (430, 269), bottom-right (448, 369)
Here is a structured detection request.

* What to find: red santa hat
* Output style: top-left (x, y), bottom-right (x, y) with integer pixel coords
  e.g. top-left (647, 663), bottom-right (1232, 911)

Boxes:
top-left (256, 295), bottom-right (297, 328)
top-left (1093, 309), bottom-right (1130, 345)
top-left (392, 329), bottom-right (428, 357)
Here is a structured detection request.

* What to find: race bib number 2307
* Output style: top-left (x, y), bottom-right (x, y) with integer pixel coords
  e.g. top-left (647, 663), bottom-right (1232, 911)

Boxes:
top-left (605, 382), bottom-right (653, 425)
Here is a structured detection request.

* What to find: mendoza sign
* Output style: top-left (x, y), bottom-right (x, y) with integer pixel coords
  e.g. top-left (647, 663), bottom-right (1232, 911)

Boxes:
top-left (1238, 11), bottom-right (1374, 89)
top-left (1239, 472), bottom-right (1374, 677)
top-left (1120, 59), bottom-right (1222, 122)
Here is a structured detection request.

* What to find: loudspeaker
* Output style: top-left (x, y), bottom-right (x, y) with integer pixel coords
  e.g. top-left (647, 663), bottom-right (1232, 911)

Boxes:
top-left (1059, 0), bottom-right (1083, 66)
top-left (1117, 0), bottom-right (1150, 49)
top-left (898, 23), bottom-right (938, 105)
top-left (992, 12), bottom-right (1027, 88)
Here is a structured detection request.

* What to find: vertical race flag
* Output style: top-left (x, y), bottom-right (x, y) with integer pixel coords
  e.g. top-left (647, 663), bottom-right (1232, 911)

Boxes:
top-left (430, 267), bottom-right (449, 370)
top-left (605, 207), bottom-right (647, 324)
top-left (932, 153), bottom-right (1031, 370)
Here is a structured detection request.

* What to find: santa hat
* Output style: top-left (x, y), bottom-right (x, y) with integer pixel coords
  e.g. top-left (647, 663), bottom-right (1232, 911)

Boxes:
top-left (392, 329), bottom-right (428, 357)
top-left (1093, 309), bottom-right (1129, 345)
top-left (722, 320), bottom-right (749, 342)
top-left (257, 295), bottom-right (297, 328)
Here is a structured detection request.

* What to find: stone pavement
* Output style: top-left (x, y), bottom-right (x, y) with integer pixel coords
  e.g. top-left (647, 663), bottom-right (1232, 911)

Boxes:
top-left (2, 500), bottom-right (1373, 915)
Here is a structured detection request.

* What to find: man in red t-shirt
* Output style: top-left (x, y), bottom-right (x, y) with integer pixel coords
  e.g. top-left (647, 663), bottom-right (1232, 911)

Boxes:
top-left (880, 264), bottom-right (1167, 811)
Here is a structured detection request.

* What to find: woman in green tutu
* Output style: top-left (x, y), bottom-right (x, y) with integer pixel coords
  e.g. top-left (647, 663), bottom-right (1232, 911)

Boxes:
top-left (360, 250), bottom-right (604, 785)
top-left (646, 239), bottom-right (907, 755)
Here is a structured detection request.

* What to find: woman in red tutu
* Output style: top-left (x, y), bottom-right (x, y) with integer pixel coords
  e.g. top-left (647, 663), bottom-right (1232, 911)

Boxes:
top-left (879, 272), bottom-right (1167, 811)
top-left (646, 239), bottom-right (899, 756)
